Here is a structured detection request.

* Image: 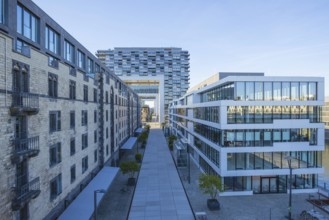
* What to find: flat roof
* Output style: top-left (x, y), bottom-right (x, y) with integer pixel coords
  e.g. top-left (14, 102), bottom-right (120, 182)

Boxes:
top-left (58, 166), bottom-right (119, 220)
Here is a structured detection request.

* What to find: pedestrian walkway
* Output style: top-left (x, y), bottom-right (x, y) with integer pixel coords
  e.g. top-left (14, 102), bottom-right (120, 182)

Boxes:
top-left (128, 127), bottom-right (194, 220)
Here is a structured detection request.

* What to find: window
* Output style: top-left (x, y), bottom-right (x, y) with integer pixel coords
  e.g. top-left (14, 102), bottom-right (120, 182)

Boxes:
top-left (94, 130), bottom-right (97, 143)
top-left (70, 138), bottom-right (75, 156)
top-left (50, 174), bottom-right (62, 200)
top-left (15, 39), bottom-right (30, 56)
top-left (64, 40), bottom-right (75, 63)
top-left (49, 111), bottom-right (61, 132)
top-left (45, 26), bottom-right (59, 54)
top-left (87, 58), bottom-right (93, 73)
top-left (77, 50), bottom-right (85, 69)
top-left (70, 165), bottom-right (76, 183)
top-left (69, 80), bottom-right (76, 99)
top-left (1, 0), bottom-right (5, 24)
top-left (48, 73), bottom-right (58, 97)
top-left (94, 89), bottom-right (97, 103)
top-left (82, 133), bottom-right (88, 149)
top-left (106, 144), bottom-right (109, 156)
top-left (17, 5), bottom-right (39, 42)
top-left (106, 127), bottom-right (109, 138)
top-left (106, 91), bottom-right (109, 103)
top-left (81, 110), bottom-right (88, 126)
top-left (48, 56), bottom-right (59, 68)
top-left (50, 143), bottom-right (61, 167)
top-left (83, 85), bottom-right (88, 102)
top-left (94, 110), bottom-right (97, 123)
top-left (94, 150), bottom-right (98, 163)
top-left (82, 156), bottom-right (88, 173)
top-left (70, 111), bottom-right (75, 129)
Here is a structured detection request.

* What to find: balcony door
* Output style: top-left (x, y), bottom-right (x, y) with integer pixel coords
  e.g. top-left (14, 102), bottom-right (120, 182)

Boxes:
top-left (15, 116), bottom-right (27, 139)
top-left (261, 176), bottom-right (278, 193)
top-left (13, 63), bottom-right (29, 93)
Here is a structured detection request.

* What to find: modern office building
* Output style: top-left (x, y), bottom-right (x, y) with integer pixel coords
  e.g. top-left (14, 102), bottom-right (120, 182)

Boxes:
top-left (169, 72), bottom-right (324, 195)
top-left (96, 47), bottom-right (190, 122)
top-left (323, 97), bottom-right (329, 140)
top-left (0, 0), bottom-right (140, 219)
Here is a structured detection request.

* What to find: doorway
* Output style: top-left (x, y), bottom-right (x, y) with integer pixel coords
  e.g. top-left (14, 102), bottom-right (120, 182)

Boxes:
top-left (261, 176), bottom-right (278, 193)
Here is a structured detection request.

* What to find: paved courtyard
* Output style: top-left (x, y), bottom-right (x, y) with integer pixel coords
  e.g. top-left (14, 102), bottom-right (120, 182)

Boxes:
top-left (128, 127), bottom-right (194, 220)
top-left (178, 157), bottom-right (329, 220)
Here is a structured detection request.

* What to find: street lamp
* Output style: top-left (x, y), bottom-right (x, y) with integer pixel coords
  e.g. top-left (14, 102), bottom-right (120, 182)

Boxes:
top-left (284, 156), bottom-right (293, 220)
top-left (94, 189), bottom-right (106, 220)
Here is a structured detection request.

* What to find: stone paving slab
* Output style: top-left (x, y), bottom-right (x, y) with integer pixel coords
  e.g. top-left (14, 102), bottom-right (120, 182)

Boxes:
top-left (128, 127), bottom-right (194, 220)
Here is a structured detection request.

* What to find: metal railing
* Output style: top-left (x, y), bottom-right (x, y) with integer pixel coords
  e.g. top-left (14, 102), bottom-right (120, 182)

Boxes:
top-left (14, 177), bottom-right (40, 204)
top-left (13, 136), bottom-right (39, 155)
top-left (12, 92), bottom-right (39, 109)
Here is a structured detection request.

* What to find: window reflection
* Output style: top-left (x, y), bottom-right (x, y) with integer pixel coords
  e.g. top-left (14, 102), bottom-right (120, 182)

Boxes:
top-left (227, 151), bottom-right (321, 170)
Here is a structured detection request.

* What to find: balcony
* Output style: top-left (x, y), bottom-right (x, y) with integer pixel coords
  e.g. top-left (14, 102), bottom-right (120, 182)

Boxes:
top-left (11, 136), bottom-right (40, 163)
top-left (12, 177), bottom-right (41, 210)
top-left (10, 92), bottom-right (39, 116)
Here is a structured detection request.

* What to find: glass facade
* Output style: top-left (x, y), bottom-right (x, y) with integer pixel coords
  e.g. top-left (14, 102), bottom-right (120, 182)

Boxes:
top-left (194, 107), bottom-right (219, 123)
top-left (227, 106), bottom-right (322, 124)
top-left (45, 26), bottom-right (59, 55)
top-left (194, 122), bottom-right (221, 145)
top-left (194, 136), bottom-right (220, 167)
top-left (17, 5), bottom-right (39, 43)
top-left (201, 83), bottom-right (234, 102)
top-left (227, 151), bottom-right (322, 170)
top-left (222, 128), bottom-right (317, 147)
top-left (235, 81), bottom-right (317, 101)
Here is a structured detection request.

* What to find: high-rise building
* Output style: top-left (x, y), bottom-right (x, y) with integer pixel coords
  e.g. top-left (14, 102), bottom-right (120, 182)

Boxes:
top-left (0, 0), bottom-right (140, 219)
top-left (96, 47), bottom-right (190, 122)
top-left (169, 73), bottom-right (324, 195)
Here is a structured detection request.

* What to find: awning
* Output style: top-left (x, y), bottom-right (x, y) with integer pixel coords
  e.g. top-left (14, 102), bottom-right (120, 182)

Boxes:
top-left (121, 137), bottom-right (137, 150)
top-left (58, 166), bottom-right (119, 220)
top-left (135, 127), bottom-right (144, 134)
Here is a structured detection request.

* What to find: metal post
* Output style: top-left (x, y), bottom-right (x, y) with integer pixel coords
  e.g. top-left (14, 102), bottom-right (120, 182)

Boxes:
top-left (94, 191), bottom-right (97, 220)
top-left (187, 144), bottom-right (190, 184)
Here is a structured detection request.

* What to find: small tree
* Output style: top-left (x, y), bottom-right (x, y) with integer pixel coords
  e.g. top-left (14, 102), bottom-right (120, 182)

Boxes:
top-left (120, 161), bottom-right (140, 178)
top-left (135, 153), bottom-right (142, 162)
top-left (199, 174), bottom-right (223, 200)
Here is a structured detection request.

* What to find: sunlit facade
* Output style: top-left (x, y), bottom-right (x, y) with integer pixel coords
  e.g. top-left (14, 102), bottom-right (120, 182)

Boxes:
top-left (169, 73), bottom-right (325, 195)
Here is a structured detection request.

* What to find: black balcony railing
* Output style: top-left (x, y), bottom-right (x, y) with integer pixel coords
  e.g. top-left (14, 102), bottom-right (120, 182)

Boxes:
top-left (11, 92), bottom-right (39, 115)
top-left (11, 136), bottom-right (39, 162)
top-left (12, 177), bottom-right (40, 210)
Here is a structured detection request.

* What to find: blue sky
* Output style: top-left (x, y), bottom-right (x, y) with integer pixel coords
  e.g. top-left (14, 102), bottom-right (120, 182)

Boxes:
top-left (33, 0), bottom-right (329, 96)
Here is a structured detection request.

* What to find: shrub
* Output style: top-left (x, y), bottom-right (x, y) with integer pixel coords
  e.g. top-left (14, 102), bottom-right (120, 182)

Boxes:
top-left (198, 174), bottom-right (223, 199)
top-left (120, 161), bottom-right (140, 178)
top-left (135, 153), bottom-right (142, 161)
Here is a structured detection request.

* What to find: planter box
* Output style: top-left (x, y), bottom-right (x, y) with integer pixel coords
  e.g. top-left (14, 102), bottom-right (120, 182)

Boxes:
top-left (128, 177), bottom-right (136, 186)
top-left (207, 199), bottom-right (220, 211)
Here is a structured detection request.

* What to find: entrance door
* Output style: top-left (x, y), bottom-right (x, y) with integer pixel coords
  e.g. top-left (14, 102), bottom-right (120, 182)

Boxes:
top-left (261, 176), bottom-right (278, 193)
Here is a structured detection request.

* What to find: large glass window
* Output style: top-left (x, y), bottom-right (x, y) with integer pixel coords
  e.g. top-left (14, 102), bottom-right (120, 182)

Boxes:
top-left (245, 82), bottom-right (254, 100)
top-left (77, 50), bottom-right (85, 69)
top-left (291, 82), bottom-right (299, 101)
top-left (264, 82), bottom-right (272, 101)
top-left (281, 106), bottom-right (290, 119)
top-left (64, 40), bottom-right (75, 63)
top-left (282, 82), bottom-right (290, 101)
top-left (255, 82), bottom-right (263, 100)
top-left (254, 106), bottom-right (263, 123)
top-left (45, 26), bottom-right (59, 54)
top-left (263, 106), bottom-right (272, 123)
top-left (87, 58), bottom-right (93, 73)
top-left (17, 5), bottom-right (39, 43)
top-left (236, 82), bottom-right (245, 100)
top-left (308, 82), bottom-right (317, 100)
top-left (273, 82), bottom-right (281, 101)
top-left (300, 82), bottom-right (308, 101)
